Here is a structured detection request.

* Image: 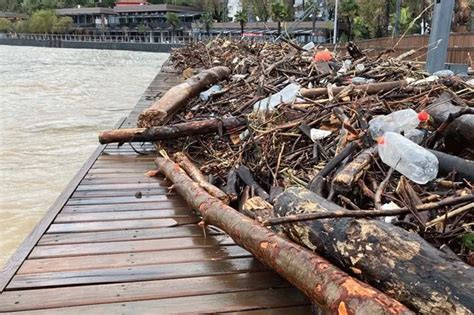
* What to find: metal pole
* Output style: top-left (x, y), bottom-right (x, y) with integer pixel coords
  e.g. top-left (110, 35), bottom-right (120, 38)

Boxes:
top-left (332, 0), bottom-right (338, 44)
top-left (425, 0), bottom-right (455, 73)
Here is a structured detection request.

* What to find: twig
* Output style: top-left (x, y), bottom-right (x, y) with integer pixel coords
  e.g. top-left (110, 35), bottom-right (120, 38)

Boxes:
top-left (262, 195), bottom-right (474, 226)
top-left (375, 167), bottom-right (395, 210)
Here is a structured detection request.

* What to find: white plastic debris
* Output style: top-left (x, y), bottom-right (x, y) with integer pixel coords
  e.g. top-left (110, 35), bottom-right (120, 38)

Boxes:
top-left (466, 79), bottom-right (474, 87)
top-left (199, 85), bottom-right (222, 101)
top-left (433, 69), bottom-right (454, 78)
top-left (381, 202), bottom-right (401, 223)
top-left (351, 77), bottom-right (374, 85)
top-left (310, 128), bottom-right (332, 142)
top-left (355, 63), bottom-right (365, 72)
top-left (411, 75), bottom-right (439, 86)
top-left (302, 41), bottom-right (315, 51)
top-left (253, 83), bottom-right (300, 113)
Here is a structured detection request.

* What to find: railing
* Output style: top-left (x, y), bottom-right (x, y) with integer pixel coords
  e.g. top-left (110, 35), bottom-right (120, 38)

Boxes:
top-left (321, 32), bottom-right (474, 64)
top-left (3, 32), bottom-right (195, 45)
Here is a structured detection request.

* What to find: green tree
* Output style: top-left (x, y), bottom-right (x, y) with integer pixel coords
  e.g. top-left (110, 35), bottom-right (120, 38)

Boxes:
top-left (165, 12), bottom-right (179, 42)
top-left (234, 9), bottom-right (247, 35)
top-left (340, 0), bottom-right (358, 40)
top-left (52, 16), bottom-right (72, 33)
top-left (271, 1), bottom-right (288, 35)
top-left (12, 20), bottom-right (29, 33)
top-left (28, 9), bottom-right (57, 33)
top-left (200, 11), bottom-right (213, 36)
top-left (0, 18), bottom-right (12, 32)
top-left (250, 0), bottom-right (271, 22)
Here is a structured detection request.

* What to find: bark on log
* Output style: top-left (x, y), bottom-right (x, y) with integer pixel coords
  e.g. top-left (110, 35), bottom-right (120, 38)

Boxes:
top-left (300, 80), bottom-right (407, 99)
top-left (99, 117), bottom-right (245, 144)
top-left (332, 147), bottom-right (377, 192)
top-left (137, 66), bottom-right (231, 128)
top-left (174, 152), bottom-right (230, 204)
top-left (155, 157), bottom-right (413, 315)
top-left (429, 149), bottom-right (474, 182)
top-left (425, 93), bottom-right (474, 149)
top-left (274, 187), bottom-right (474, 315)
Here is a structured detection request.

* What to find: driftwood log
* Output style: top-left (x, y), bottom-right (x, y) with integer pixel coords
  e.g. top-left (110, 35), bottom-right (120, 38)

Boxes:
top-left (274, 187), bottom-right (474, 315)
top-left (300, 80), bottom-right (407, 98)
top-left (137, 66), bottom-right (231, 128)
top-left (99, 117), bottom-right (245, 144)
top-left (174, 152), bottom-right (230, 204)
top-left (429, 149), bottom-right (474, 182)
top-left (425, 92), bottom-right (474, 149)
top-left (155, 156), bottom-right (412, 315)
top-left (332, 146), bottom-right (377, 192)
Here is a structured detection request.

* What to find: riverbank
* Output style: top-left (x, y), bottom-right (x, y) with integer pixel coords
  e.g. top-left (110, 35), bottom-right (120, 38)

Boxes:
top-left (0, 37), bottom-right (182, 53)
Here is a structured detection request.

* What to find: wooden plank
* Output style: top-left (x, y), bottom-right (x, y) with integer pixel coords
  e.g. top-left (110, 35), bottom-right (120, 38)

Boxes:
top-left (39, 226), bottom-right (218, 245)
top-left (66, 195), bottom-right (180, 206)
top-left (8, 288), bottom-right (308, 314)
top-left (61, 202), bottom-right (189, 213)
top-left (0, 272), bottom-right (291, 312)
top-left (55, 209), bottom-right (191, 223)
top-left (71, 188), bottom-right (170, 199)
top-left (31, 235), bottom-right (234, 258)
top-left (226, 306), bottom-right (313, 314)
top-left (18, 246), bottom-right (250, 274)
top-left (8, 257), bottom-right (266, 289)
top-left (75, 182), bottom-right (169, 192)
top-left (0, 118), bottom-right (127, 293)
top-left (47, 217), bottom-right (200, 233)
top-left (79, 177), bottom-right (162, 185)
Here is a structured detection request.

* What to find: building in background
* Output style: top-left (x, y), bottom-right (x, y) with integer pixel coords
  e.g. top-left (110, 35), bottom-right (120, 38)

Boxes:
top-left (56, 4), bottom-right (202, 30)
top-left (0, 11), bottom-right (28, 22)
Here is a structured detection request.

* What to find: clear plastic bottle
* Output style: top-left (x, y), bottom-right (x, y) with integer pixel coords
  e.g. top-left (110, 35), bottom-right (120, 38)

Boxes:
top-left (377, 132), bottom-right (438, 184)
top-left (253, 83), bottom-right (300, 113)
top-left (368, 109), bottom-right (429, 139)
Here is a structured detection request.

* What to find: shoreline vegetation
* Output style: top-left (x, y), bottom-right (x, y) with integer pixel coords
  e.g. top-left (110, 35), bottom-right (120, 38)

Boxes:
top-left (0, 1), bottom-right (472, 42)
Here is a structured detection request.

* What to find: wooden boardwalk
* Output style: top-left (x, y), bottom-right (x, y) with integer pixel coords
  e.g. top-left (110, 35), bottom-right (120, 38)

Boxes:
top-left (0, 65), bottom-right (311, 314)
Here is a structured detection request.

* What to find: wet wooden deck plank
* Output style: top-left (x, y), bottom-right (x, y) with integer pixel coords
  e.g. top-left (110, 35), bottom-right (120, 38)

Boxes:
top-left (0, 274), bottom-right (292, 312)
top-left (0, 66), bottom-right (311, 313)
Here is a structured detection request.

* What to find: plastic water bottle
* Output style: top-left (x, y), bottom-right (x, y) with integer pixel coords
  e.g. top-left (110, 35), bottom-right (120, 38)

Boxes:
top-left (377, 132), bottom-right (438, 184)
top-left (253, 83), bottom-right (300, 113)
top-left (368, 109), bottom-right (429, 139)
top-left (199, 85), bottom-right (222, 101)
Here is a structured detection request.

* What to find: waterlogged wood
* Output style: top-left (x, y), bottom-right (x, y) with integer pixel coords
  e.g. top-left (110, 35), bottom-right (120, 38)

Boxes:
top-left (99, 117), bottom-right (246, 144)
top-left (175, 152), bottom-right (230, 203)
top-left (2, 287), bottom-right (308, 314)
top-left (39, 226), bottom-right (215, 245)
top-left (8, 257), bottom-right (265, 289)
top-left (155, 157), bottom-right (412, 314)
top-left (332, 147), bottom-right (377, 192)
top-left (47, 217), bottom-right (199, 233)
top-left (31, 236), bottom-right (234, 258)
top-left (301, 80), bottom-right (407, 98)
top-left (137, 66), bottom-right (231, 128)
top-left (55, 209), bottom-right (191, 223)
top-left (274, 187), bottom-right (474, 315)
top-left (0, 272), bottom-right (289, 312)
top-left (19, 246), bottom-right (250, 274)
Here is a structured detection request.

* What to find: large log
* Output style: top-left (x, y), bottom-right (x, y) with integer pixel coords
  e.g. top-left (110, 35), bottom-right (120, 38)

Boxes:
top-left (99, 117), bottom-right (245, 144)
top-left (300, 80), bottom-right (407, 98)
top-left (425, 92), bottom-right (474, 149)
top-left (137, 66), bottom-right (231, 128)
top-left (274, 187), bottom-right (474, 315)
top-left (155, 156), bottom-right (412, 315)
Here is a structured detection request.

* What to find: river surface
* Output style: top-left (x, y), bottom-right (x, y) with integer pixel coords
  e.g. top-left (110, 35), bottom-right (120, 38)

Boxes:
top-left (0, 46), bottom-right (168, 267)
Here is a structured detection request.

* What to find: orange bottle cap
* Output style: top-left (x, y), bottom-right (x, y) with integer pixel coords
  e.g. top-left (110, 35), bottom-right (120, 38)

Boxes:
top-left (418, 111), bottom-right (429, 122)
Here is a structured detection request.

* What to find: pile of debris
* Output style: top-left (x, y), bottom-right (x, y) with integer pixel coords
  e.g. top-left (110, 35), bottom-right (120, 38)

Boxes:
top-left (99, 39), bottom-right (474, 314)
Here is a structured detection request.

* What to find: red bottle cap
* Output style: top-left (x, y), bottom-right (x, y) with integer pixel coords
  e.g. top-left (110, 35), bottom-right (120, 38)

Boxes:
top-left (377, 136), bottom-right (385, 144)
top-left (418, 111), bottom-right (429, 122)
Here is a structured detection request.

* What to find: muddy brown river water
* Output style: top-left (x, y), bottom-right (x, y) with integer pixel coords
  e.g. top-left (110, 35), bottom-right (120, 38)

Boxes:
top-left (0, 45), bottom-right (168, 267)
